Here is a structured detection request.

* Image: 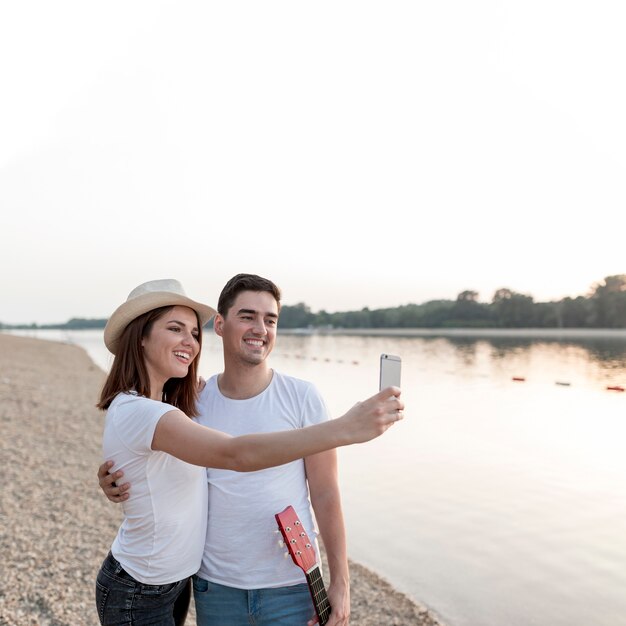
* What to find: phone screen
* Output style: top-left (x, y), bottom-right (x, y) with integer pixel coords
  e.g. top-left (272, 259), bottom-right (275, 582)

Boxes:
top-left (379, 354), bottom-right (402, 390)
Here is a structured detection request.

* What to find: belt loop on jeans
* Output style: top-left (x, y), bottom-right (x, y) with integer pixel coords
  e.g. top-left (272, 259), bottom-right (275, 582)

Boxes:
top-left (107, 551), bottom-right (126, 577)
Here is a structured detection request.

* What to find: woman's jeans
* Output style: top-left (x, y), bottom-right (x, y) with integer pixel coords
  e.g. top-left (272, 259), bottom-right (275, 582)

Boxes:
top-left (95, 552), bottom-right (190, 626)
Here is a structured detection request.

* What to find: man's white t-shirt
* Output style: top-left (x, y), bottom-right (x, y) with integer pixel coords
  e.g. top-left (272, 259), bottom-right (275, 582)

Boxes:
top-left (196, 371), bottom-right (330, 588)
top-left (103, 392), bottom-right (208, 584)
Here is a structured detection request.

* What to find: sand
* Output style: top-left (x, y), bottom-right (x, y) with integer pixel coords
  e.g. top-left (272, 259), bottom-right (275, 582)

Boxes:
top-left (0, 333), bottom-right (445, 626)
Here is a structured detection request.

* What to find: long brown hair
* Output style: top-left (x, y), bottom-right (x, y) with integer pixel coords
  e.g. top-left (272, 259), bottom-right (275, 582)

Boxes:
top-left (97, 306), bottom-right (202, 417)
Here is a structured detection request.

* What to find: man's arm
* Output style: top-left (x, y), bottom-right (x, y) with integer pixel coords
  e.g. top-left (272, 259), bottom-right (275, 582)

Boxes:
top-left (97, 460), bottom-right (130, 502)
top-left (305, 449), bottom-right (350, 626)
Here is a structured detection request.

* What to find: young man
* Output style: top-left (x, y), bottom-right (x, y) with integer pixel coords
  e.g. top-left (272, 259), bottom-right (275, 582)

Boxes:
top-left (101, 274), bottom-right (353, 626)
top-left (194, 273), bottom-right (350, 626)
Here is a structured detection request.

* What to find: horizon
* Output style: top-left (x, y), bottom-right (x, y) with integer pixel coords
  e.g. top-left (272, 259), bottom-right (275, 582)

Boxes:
top-left (3, 273), bottom-right (621, 327)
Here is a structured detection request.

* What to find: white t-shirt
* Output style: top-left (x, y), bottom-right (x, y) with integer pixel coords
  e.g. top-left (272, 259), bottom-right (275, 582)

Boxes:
top-left (196, 371), bottom-right (330, 588)
top-left (103, 392), bottom-right (208, 584)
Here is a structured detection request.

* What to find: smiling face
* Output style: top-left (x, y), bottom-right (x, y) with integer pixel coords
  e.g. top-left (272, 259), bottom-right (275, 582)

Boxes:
top-left (141, 305), bottom-right (201, 398)
top-left (215, 290), bottom-right (278, 368)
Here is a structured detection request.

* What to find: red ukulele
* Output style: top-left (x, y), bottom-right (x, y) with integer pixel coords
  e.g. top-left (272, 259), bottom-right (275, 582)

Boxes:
top-left (275, 505), bottom-right (331, 625)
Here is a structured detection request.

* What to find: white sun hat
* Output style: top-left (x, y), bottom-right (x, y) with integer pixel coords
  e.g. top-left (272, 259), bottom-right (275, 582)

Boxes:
top-left (104, 279), bottom-right (217, 354)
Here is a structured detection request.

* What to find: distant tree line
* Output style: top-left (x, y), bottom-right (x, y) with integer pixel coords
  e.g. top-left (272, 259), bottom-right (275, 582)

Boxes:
top-left (278, 274), bottom-right (626, 330)
top-left (0, 317), bottom-right (109, 331)
top-left (2, 275), bottom-right (625, 331)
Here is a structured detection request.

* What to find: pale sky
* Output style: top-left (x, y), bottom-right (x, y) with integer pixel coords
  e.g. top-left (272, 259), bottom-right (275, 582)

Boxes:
top-left (1, 1), bottom-right (625, 325)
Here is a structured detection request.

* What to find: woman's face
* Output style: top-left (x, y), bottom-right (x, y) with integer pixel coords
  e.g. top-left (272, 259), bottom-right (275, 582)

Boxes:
top-left (141, 305), bottom-right (200, 395)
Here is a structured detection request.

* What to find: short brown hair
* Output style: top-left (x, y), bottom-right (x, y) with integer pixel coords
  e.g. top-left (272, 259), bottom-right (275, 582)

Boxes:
top-left (97, 306), bottom-right (202, 416)
top-left (217, 274), bottom-right (281, 317)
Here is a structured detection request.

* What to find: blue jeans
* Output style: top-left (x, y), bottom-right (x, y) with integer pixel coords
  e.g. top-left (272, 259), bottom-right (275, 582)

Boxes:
top-left (193, 576), bottom-right (315, 626)
top-left (95, 552), bottom-right (191, 625)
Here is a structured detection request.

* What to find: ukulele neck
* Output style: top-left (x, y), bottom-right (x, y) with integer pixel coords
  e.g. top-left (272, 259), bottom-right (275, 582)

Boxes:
top-left (305, 565), bottom-right (331, 625)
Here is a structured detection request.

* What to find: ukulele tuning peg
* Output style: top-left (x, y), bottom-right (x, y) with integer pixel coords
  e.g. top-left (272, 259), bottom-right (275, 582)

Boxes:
top-left (284, 552), bottom-right (290, 559)
top-left (278, 539), bottom-right (285, 548)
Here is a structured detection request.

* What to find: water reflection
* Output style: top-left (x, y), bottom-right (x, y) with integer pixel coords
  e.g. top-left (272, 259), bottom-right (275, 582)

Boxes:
top-left (485, 337), bottom-right (626, 366)
top-left (418, 335), bottom-right (626, 381)
top-left (573, 338), bottom-right (626, 369)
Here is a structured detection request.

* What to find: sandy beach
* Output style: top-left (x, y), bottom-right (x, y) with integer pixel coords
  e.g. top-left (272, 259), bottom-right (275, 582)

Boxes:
top-left (0, 333), bottom-right (444, 626)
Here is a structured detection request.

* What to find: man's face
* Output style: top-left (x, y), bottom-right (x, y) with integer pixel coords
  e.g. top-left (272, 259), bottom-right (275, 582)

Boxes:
top-left (216, 290), bottom-right (278, 366)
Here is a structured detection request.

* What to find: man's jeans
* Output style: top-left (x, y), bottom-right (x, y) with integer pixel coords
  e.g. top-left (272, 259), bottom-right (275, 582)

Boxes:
top-left (95, 552), bottom-right (190, 625)
top-left (193, 575), bottom-right (316, 626)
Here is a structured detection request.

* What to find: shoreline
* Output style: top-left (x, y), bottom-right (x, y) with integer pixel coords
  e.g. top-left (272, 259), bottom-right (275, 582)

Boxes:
top-left (7, 327), bottom-right (626, 342)
top-left (278, 327), bottom-right (626, 339)
top-left (0, 333), bottom-right (445, 626)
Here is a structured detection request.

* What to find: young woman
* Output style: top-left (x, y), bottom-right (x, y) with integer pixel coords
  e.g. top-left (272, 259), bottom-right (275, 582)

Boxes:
top-left (95, 279), bottom-right (403, 626)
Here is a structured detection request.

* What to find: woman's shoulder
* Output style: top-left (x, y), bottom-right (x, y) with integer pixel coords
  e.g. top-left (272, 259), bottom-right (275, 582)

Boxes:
top-left (106, 393), bottom-right (177, 439)
top-left (110, 392), bottom-right (173, 413)
top-left (109, 390), bottom-right (138, 407)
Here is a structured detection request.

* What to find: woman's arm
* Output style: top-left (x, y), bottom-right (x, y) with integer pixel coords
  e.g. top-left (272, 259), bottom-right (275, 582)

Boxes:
top-left (151, 386), bottom-right (403, 471)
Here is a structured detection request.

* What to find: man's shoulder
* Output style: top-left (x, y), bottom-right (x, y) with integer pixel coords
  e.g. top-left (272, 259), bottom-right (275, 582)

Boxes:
top-left (272, 370), bottom-right (317, 392)
top-left (271, 371), bottom-right (326, 409)
top-left (198, 374), bottom-right (220, 400)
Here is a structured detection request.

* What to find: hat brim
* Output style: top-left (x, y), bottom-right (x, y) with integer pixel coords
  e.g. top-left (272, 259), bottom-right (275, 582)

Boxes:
top-left (104, 292), bottom-right (217, 355)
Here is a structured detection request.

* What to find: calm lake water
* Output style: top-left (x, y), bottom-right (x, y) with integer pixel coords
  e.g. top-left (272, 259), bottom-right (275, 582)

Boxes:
top-left (9, 328), bottom-right (626, 626)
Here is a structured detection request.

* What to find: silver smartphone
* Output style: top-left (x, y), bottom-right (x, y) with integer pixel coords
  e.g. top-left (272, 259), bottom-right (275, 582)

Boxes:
top-left (379, 353), bottom-right (402, 390)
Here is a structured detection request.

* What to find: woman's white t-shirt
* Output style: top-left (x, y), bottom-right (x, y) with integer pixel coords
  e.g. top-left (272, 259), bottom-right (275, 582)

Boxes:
top-left (103, 392), bottom-right (208, 584)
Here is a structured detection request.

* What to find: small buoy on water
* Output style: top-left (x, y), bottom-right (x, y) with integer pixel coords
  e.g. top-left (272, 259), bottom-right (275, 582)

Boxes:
top-left (512, 377), bottom-right (526, 382)
top-left (606, 385), bottom-right (625, 392)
